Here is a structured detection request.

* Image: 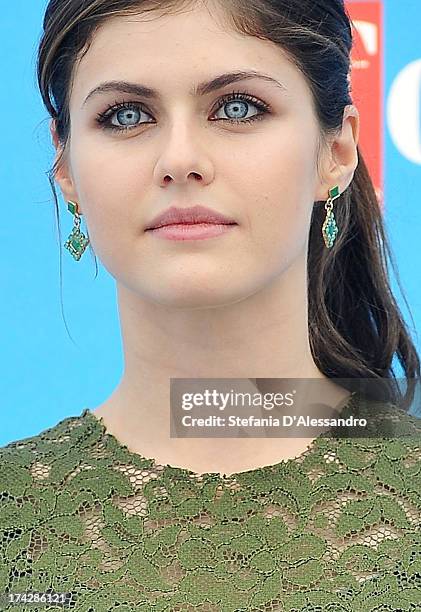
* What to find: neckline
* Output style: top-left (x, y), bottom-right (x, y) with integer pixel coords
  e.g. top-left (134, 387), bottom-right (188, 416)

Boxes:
top-left (81, 391), bottom-right (359, 481)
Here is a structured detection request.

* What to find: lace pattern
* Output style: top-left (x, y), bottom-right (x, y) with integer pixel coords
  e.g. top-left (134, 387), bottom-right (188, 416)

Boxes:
top-left (0, 396), bottom-right (420, 611)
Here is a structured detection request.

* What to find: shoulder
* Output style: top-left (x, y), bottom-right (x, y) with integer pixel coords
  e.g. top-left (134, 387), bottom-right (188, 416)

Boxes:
top-left (0, 409), bottom-right (101, 501)
top-left (0, 410), bottom-right (103, 609)
top-left (0, 409), bottom-right (98, 461)
top-left (341, 393), bottom-right (421, 440)
top-left (319, 397), bottom-right (421, 493)
top-left (314, 395), bottom-right (421, 482)
top-left (365, 401), bottom-right (421, 444)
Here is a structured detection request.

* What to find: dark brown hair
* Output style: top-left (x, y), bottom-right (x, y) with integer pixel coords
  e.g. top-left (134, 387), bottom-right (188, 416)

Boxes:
top-left (37, 0), bottom-right (420, 410)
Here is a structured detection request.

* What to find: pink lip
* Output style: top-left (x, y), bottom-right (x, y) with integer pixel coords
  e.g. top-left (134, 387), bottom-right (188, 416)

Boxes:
top-left (145, 204), bottom-right (237, 231)
top-left (147, 223), bottom-right (237, 241)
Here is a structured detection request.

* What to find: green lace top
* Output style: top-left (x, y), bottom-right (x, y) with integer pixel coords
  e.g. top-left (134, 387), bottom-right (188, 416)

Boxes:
top-left (1, 394), bottom-right (420, 611)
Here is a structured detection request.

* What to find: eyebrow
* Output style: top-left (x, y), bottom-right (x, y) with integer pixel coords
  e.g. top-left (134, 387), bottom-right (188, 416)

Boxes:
top-left (82, 70), bottom-right (287, 107)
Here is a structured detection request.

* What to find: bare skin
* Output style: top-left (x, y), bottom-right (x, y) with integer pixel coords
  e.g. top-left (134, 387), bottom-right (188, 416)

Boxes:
top-left (51, 1), bottom-right (360, 477)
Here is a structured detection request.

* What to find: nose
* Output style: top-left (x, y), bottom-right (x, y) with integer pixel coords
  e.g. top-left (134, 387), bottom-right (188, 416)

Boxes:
top-left (153, 121), bottom-right (215, 187)
top-left (161, 171), bottom-right (203, 185)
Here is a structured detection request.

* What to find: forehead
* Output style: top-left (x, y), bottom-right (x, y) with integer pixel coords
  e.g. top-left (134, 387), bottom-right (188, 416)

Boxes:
top-left (81, 2), bottom-right (261, 59)
top-left (70, 3), bottom-right (307, 110)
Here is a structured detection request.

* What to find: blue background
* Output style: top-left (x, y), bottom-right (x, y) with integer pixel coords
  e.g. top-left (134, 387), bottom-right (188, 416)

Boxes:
top-left (1, 1), bottom-right (420, 444)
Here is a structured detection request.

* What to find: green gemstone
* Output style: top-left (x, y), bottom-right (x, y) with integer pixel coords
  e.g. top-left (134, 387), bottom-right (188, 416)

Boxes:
top-left (322, 213), bottom-right (338, 248)
top-left (65, 228), bottom-right (89, 260)
top-left (68, 201), bottom-right (77, 215)
top-left (329, 185), bottom-right (340, 199)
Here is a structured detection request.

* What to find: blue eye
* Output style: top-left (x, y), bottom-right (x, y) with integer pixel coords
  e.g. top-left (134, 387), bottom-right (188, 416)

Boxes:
top-left (110, 105), bottom-right (143, 129)
top-left (95, 91), bottom-right (271, 133)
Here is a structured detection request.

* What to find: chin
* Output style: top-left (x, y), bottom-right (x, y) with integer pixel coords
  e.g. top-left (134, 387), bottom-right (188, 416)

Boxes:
top-left (145, 285), bottom-right (252, 310)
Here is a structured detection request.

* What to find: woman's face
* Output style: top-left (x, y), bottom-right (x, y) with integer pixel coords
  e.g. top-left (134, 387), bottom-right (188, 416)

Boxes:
top-left (54, 1), bottom-right (334, 308)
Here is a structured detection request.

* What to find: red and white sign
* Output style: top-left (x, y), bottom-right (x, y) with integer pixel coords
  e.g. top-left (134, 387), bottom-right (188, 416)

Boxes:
top-left (346, 1), bottom-right (383, 209)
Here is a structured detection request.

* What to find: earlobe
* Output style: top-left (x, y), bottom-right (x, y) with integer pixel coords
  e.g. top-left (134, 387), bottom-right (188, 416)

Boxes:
top-left (314, 146), bottom-right (342, 203)
top-left (49, 119), bottom-right (78, 202)
top-left (328, 106), bottom-right (360, 188)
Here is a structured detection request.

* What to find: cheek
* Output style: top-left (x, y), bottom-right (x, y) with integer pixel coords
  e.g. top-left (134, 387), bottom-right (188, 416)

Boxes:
top-left (229, 131), bottom-right (316, 253)
top-left (69, 144), bottom-right (150, 261)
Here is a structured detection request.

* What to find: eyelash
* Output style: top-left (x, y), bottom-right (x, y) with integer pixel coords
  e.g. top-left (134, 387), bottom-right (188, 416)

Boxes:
top-left (95, 90), bottom-right (271, 133)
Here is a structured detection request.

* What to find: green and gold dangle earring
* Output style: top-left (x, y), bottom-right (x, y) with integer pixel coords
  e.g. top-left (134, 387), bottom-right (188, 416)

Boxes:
top-left (322, 185), bottom-right (340, 249)
top-left (64, 200), bottom-right (90, 261)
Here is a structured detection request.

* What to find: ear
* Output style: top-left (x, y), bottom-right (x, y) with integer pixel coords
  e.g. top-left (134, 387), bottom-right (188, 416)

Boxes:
top-left (314, 104), bottom-right (360, 201)
top-left (50, 119), bottom-right (80, 207)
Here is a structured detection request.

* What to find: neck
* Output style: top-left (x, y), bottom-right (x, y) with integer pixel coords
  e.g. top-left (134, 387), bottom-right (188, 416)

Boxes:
top-left (92, 254), bottom-right (351, 472)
